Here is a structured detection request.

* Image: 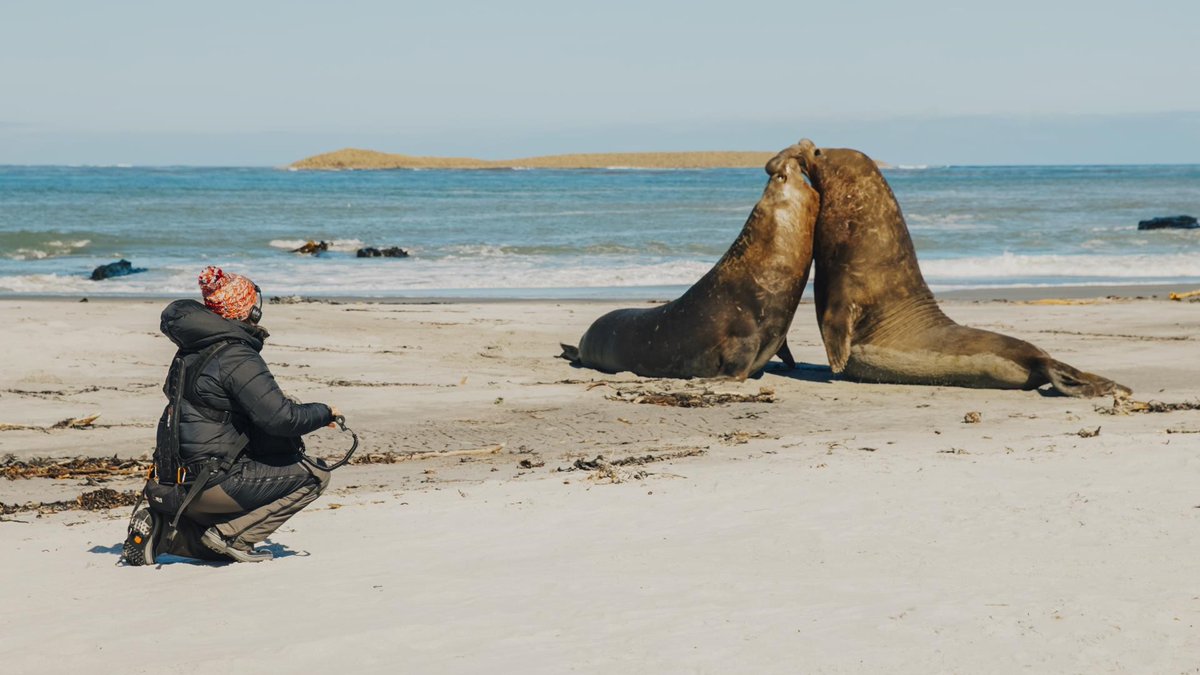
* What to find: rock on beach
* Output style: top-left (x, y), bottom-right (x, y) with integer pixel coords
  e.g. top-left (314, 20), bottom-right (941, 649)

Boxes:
top-left (90, 259), bottom-right (145, 281)
top-left (356, 246), bottom-right (409, 258)
top-left (1137, 215), bottom-right (1198, 230)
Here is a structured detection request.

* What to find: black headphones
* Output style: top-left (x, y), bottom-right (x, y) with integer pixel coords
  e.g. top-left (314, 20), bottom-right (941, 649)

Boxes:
top-left (248, 285), bottom-right (263, 324)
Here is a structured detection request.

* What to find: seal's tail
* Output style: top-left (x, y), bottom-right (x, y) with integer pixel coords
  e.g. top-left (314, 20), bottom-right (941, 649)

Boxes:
top-left (1044, 359), bottom-right (1132, 398)
top-left (559, 343), bottom-right (581, 363)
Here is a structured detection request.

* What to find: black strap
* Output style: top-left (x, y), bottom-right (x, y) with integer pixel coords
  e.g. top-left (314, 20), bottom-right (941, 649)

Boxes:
top-left (299, 416), bottom-right (359, 471)
top-left (124, 490), bottom-right (146, 537)
top-left (164, 454), bottom-right (239, 545)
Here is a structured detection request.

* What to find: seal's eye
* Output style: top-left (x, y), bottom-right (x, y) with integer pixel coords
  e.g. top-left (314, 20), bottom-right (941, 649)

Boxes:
top-left (814, 149), bottom-right (822, 157)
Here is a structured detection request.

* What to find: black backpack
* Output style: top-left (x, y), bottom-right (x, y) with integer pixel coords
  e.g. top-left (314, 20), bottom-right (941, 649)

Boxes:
top-left (145, 340), bottom-right (244, 542)
top-left (152, 340), bottom-right (236, 485)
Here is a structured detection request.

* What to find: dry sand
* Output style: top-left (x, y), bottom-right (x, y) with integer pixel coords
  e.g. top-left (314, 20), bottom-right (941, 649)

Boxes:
top-left (1, 295), bottom-right (1198, 673)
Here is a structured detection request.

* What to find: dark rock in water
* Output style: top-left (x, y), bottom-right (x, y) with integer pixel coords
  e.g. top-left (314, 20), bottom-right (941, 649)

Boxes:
top-left (90, 259), bottom-right (145, 281)
top-left (356, 246), bottom-right (410, 258)
top-left (292, 240), bottom-right (331, 255)
top-left (1138, 215), bottom-right (1198, 230)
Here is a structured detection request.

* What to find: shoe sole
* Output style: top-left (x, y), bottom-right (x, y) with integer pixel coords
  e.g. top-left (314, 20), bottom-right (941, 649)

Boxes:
top-left (200, 528), bottom-right (272, 563)
top-left (122, 511), bottom-right (159, 566)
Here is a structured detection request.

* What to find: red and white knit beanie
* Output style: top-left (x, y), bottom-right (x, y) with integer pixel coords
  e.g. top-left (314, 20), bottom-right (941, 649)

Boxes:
top-left (198, 266), bottom-right (258, 321)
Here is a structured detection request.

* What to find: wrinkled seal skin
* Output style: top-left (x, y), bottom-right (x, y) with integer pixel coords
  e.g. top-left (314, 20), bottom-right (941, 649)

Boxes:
top-left (794, 140), bottom-right (1131, 398)
top-left (560, 142), bottom-right (819, 380)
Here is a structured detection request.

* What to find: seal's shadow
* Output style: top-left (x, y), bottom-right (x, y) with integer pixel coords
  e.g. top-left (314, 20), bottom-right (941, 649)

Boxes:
top-left (764, 362), bottom-right (836, 384)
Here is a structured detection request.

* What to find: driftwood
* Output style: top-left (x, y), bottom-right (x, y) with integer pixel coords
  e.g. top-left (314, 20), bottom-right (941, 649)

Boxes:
top-left (1169, 290), bottom-right (1200, 301)
top-left (0, 414), bottom-right (102, 433)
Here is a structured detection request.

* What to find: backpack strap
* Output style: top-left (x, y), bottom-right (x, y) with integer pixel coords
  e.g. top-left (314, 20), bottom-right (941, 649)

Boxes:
top-left (164, 454), bottom-right (240, 547)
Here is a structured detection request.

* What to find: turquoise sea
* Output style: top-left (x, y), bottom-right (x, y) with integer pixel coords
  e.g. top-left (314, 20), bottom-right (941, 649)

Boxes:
top-left (1, 164), bottom-right (1197, 298)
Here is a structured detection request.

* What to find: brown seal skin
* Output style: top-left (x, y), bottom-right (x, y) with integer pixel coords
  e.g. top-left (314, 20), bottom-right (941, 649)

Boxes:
top-left (793, 139), bottom-right (1131, 398)
top-left (560, 142), bottom-right (819, 380)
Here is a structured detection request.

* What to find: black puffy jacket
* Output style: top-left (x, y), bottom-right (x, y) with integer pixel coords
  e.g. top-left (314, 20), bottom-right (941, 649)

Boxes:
top-left (159, 299), bottom-right (333, 462)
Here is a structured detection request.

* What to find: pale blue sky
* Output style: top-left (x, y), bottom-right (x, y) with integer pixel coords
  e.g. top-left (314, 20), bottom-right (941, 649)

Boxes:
top-left (1, 0), bottom-right (1197, 165)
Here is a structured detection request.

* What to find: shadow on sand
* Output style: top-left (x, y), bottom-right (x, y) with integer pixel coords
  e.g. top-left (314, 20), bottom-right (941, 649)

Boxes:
top-left (90, 539), bottom-right (308, 566)
top-left (763, 362), bottom-right (837, 384)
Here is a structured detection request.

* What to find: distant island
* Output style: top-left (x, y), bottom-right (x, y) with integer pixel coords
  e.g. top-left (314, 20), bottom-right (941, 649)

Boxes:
top-left (290, 148), bottom-right (893, 171)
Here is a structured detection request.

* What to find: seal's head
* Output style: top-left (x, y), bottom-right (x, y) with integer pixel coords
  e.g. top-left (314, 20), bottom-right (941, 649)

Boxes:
top-left (759, 141), bottom-right (819, 216)
top-left (789, 139), bottom-right (906, 253)
top-left (789, 138), bottom-right (887, 198)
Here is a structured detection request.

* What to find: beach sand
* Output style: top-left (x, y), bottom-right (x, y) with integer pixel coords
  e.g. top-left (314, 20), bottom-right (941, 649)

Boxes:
top-left (1, 294), bottom-right (1198, 673)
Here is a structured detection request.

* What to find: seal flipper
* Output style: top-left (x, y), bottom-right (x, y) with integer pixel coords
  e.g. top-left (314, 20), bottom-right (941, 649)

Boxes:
top-left (1043, 358), bottom-right (1131, 398)
top-left (559, 343), bottom-right (581, 363)
top-left (819, 302), bottom-right (858, 373)
top-left (775, 339), bottom-right (796, 369)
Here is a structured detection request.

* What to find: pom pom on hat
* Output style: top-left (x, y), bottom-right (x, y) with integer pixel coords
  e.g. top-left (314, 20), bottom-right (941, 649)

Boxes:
top-left (198, 266), bottom-right (258, 321)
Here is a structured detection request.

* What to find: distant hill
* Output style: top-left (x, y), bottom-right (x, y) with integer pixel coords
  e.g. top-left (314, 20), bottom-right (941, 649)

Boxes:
top-left (290, 148), bottom-right (811, 170)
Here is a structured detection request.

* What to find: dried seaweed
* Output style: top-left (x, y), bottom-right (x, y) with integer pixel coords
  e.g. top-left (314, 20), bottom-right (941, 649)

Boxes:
top-left (605, 386), bottom-right (775, 408)
top-left (0, 488), bottom-right (140, 516)
top-left (347, 444), bottom-right (505, 465)
top-left (1, 454), bottom-right (150, 481)
top-left (718, 431), bottom-right (769, 445)
top-left (1097, 398), bottom-right (1200, 415)
top-left (560, 447), bottom-right (705, 473)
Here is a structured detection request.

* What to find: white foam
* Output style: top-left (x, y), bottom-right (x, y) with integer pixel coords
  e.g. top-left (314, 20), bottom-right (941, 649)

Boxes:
top-left (252, 257), bottom-right (714, 292)
top-left (5, 251), bottom-right (1199, 297)
top-left (45, 239), bottom-right (91, 249)
top-left (921, 252), bottom-right (1200, 281)
top-left (268, 239), bottom-right (309, 250)
top-left (325, 239), bottom-right (366, 252)
top-left (268, 239), bottom-right (366, 252)
top-left (4, 239), bottom-right (92, 260)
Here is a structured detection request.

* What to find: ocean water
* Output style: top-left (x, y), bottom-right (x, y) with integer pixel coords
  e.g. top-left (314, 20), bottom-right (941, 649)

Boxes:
top-left (1, 164), bottom-right (1198, 298)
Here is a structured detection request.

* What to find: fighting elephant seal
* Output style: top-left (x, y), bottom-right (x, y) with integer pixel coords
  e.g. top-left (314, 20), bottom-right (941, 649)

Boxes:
top-left (560, 143), bottom-right (819, 380)
top-left (793, 140), bottom-right (1130, 397)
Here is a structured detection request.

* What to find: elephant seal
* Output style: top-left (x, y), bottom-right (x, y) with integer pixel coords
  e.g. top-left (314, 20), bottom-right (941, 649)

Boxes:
top-left (793, 140), bottom-right (1130, 397)
top-left (560, 142), bottom-right (819, 380)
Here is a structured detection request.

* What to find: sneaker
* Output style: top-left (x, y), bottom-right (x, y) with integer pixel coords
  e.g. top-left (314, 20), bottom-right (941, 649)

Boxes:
top-left (122, 509), bottom-right (161, 566)
top-left (200, 527), bottom-right (273, 563)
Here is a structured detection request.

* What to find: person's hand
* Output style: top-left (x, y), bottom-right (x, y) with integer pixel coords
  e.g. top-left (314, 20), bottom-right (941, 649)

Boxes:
top-left (328, 405), bottom-right (343, 428)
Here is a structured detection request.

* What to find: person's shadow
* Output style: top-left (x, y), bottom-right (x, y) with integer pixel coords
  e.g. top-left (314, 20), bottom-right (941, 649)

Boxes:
top-left (89, 540), bottom-right (307, 566)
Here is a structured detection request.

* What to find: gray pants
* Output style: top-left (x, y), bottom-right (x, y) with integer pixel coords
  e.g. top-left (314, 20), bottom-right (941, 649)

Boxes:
top-left (161, 454), bottom-right (331, 560)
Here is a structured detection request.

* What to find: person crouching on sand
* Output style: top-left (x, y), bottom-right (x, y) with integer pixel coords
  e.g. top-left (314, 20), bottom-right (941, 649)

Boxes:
top-left (123, 266), bottom-right (340, 565)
